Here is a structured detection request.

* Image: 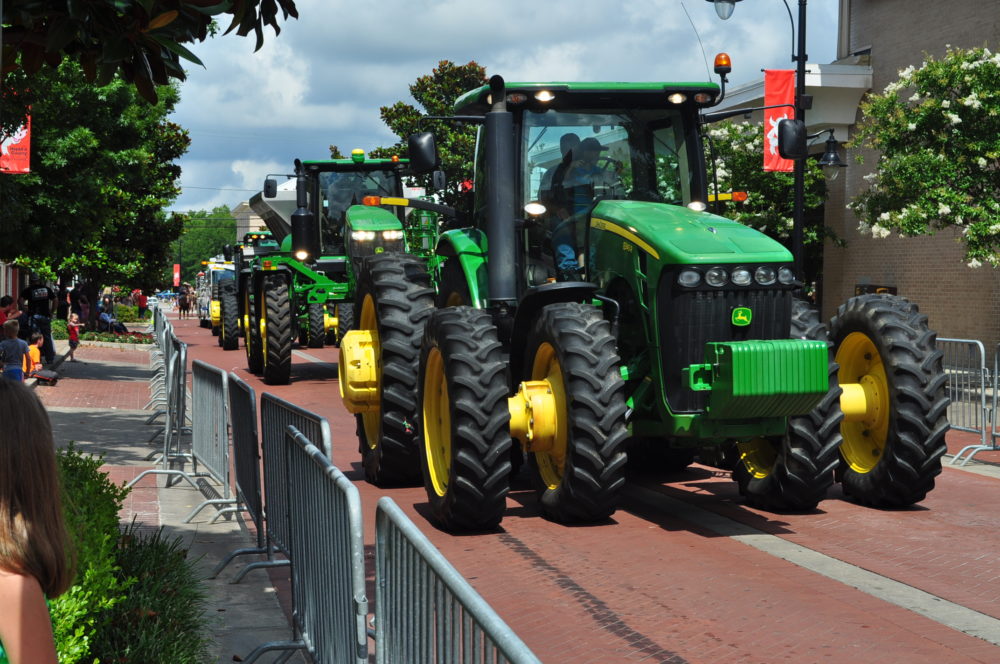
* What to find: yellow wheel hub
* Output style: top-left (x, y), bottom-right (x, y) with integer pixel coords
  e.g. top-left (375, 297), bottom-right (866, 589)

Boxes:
top-left (737, 437), bottom-right (777, 479)
top-left (836, 331), bottom-right (890, 473)
top-left (345, 294), bottom-right (381, 448)
top-left (526, 343), bottom-right (568, 491)
top-left (422, 348), bottom-right (451, 497)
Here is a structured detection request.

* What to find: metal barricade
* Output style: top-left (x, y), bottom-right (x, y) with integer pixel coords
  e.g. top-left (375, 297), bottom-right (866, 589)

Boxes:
top-left (181, 360), bottom-right (238, 522)
top-left (210, 373), bottom-right (290, 582)
top-left (242, 426), bottom-right (368, 664)
top-left (374, 497), bottom-right (541, 664)
top-left (256, 393), bottom-right (332, 559)
top-left (940, 339), bottom-right (993, 465)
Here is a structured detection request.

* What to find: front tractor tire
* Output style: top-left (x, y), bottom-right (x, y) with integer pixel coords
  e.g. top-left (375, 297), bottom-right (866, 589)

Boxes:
top-left (524, 303), bottom-right (628, 523)
top-left (262, 274), bottom-right (293, 385)
top-left (244, 286), bottom-right (264, 374)
top-left (307, 302), bottom-right (326, 349)
top-left (355, 253), bottom-right (435, 486)
top-left (419, 307), bottom-right (512, 532)
top-left (219, 282), bottom-right (239, 351)
top-left (733, 298), bottom-right (843, 511)
top-left (829, 294), bottom-right (949, 506)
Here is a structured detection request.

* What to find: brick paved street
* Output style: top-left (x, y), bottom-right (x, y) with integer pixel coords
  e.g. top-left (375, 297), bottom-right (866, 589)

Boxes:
top-left (42, 312), bottom-right (1000, 663)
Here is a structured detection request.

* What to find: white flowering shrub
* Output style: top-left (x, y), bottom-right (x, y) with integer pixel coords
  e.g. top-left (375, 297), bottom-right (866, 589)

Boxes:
top-left (850, 46), bottom-right (1000, 268)
top-left (705, 120), bottom-right (834, 282)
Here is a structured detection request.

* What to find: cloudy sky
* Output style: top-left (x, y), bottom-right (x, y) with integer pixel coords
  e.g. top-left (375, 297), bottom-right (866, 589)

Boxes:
top-left (170, 0), bottom-right (840, 213)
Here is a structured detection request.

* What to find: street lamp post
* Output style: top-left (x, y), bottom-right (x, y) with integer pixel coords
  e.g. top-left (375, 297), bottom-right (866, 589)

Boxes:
top-left (707, 0), bottom-right (811, 273)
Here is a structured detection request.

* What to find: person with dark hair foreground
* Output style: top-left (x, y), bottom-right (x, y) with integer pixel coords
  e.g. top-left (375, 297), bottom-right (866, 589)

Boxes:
top-left (0, 379), bottom-right (74, 663)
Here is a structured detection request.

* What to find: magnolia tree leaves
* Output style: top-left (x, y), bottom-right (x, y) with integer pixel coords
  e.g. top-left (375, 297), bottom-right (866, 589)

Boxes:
top-left (2, 0), bottom-right (298, 104)
top-left (849, 46), bottom-right (1000, 268)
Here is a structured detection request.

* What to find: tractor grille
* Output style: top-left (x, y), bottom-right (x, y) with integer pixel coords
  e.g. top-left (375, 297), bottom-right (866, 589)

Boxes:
top-left (658, 270), bottom-right (793, 413)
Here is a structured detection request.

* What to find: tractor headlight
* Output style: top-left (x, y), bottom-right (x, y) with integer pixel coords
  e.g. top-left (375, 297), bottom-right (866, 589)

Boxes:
top-left (705, 267), bottom-right (728, 287)
top-left (677, 270), bottom-right (702, 287)
top-left (731, 268), bottom-right (752, 286)
top-left (382, 230), bottom-right (404, 241)
top-left (755, 266), bottom-right (777, 285)
top-left (351, 230), bottom-right (376, 241)
top-left (778, 266), bottom-right (796, 285)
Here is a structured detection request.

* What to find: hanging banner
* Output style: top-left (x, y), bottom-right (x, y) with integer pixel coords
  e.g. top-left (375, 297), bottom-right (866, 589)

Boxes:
top-left (764, 70), bottom-right (795, 173)
top-left (173, 264), bottom-right (181, 287)
top-left (0, 115), bottom-right (31, 174)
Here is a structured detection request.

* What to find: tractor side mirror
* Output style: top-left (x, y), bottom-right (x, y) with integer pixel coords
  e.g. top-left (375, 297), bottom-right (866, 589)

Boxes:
top-left (778, 119), bottom-right (807, 160)
top-left (222, 244), bottom-right (233, 261)
top-left (408, 132), bottom-right (440, 174)
top-left (432, 169), bottom-right (447, 191)
top-left (263, 178), bottom-right (278, 198)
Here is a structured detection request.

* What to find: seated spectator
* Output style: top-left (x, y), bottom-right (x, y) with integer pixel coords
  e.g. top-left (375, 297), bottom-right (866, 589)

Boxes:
top-left (0, 320), bottom-right (31, 382)
top-left (25, 332), bottom-right (43, 374)
top-left (0, 296), bottom-right (15, 325)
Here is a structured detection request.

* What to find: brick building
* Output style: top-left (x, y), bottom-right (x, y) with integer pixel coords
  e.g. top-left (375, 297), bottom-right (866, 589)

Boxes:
top-left (823, 0), bottom-right (1000, 351)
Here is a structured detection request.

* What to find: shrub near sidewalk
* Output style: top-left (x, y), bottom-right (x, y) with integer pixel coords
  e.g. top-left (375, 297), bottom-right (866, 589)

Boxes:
top-left (53, 445), bottom-right (210, 663)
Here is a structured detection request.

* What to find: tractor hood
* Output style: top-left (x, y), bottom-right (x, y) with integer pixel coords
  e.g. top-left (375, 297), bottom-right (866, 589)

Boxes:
top-left (590, 200), bottom-right (792, 264)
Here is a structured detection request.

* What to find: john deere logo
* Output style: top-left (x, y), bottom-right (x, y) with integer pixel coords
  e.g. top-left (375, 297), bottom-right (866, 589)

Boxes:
top-left (732, 307), bottom-right (752, 326)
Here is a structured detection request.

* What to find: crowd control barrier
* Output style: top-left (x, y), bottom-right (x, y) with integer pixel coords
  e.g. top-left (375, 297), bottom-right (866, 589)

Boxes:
top-left (939, 339), bottom-right (993, 465)
top-left (242, 426), bottom-right (368, 664)
top-left (374, 497), bottom-right (541, 664)
top-left (256, 393), bottom-right (333, 561)
top-left (209, 372), bottom-right (281, 581)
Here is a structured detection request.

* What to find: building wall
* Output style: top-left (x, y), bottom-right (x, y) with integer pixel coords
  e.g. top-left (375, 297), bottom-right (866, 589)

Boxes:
top-left (823, 0), bottom-right (1000, 352)
top-left (231, 202), bottom-right (266, 241)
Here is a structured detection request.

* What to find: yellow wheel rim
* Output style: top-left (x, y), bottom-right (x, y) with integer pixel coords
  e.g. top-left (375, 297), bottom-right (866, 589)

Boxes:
top-left (531, 343), bottom-right (568, 490)
top-left (737, 437), bottom-right (777, 479)
top-left (359, 294), bottom-right (381, 449)
top-left (836, 331), bottom-right (890, 473)
top-left (259, 296), bottom-right (268, 362)
top-left (422, 347), bottom-right (451, 496)
top-left (242, 291), bottom-right (251, 342)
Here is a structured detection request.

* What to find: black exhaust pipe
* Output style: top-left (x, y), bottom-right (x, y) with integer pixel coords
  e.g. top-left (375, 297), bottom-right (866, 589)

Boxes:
top-left (484, 75), bottom-right (517, 307)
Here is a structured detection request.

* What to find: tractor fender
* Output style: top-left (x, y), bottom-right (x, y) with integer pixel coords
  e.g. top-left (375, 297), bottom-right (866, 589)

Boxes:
top-left (508, 281), bottom-right (598, 387)
top-left (436, 228), bottom-right (488, 307)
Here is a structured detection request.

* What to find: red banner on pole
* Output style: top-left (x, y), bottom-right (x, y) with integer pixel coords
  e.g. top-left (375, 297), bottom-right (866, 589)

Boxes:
top-left (173, 264), bottom-right (181, 287)
top-left (764, 70), bottom-right (795, 173)
top-left (0, 115), bottom-right (31, 174)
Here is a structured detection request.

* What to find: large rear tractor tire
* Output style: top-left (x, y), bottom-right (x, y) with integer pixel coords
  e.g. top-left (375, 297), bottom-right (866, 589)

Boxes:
top-left (244, 286), bottom-right (264, 374)
top-left (307, 302), bottom-right (325, 349)
top-left (436, 258), bottom-right (471, 307)
top-left (220, 283), bottom-right (239, 351)
top-left (733, 299), bottom-right (843, 511)
top-left (524, 303), bottom-right (628, 523)
top-left (419, 307), bottom-right (512, 531)
top-left (829, 294), bottom-right (949, 506)
top-left (355, 253), bottom-right (435, 486)
top-left (262, 274), bottom-right (293, 385)
top-left (334, 302), bottom-right (354, 346)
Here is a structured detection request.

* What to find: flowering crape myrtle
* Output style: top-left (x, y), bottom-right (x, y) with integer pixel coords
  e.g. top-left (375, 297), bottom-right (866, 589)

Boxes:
top-left (850, 46), bottom-right (1000, 268)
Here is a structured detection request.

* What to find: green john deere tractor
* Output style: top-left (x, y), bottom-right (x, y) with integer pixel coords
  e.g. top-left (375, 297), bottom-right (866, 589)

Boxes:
top-left (246, 151), bottom-right (439, 384)
top-left (339, 73), bottom-right (949, 531)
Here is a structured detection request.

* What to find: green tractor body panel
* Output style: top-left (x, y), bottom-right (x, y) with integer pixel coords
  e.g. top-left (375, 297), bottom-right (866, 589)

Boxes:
top-left (686, 339), bottom-right (829, 419)
top-left (346, 204), bottom-right (404, 232)
top-left (437, 228), bottom-right (489, 307)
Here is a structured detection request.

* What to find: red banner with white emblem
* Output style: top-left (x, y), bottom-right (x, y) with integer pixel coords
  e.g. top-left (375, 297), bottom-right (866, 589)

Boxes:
top-left (763, 70), bottom-right (794, 173)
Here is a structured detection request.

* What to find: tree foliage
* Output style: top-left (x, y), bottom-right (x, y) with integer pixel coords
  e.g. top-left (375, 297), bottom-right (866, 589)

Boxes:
top-left (705, 120), bottom-right (833, 284)
top-left (0, 61), bottom-right (188, 306)
top-left (362, 60), bottom-right (486, 214)
top-left (849, 46), bottom-right (1000, 268)
top-left (1, 0), bottom-right (298, 107)
top-left (167, 206), bottom-right (238, 283)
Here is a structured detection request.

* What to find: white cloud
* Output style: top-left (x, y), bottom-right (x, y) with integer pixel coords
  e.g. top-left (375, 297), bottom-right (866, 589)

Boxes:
top-left (170, 0), bottom-right (839, 211)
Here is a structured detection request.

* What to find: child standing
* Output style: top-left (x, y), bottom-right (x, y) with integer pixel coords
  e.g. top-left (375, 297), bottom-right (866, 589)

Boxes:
top-left (0, 378), bottom-right (75, 663)
top-left (0, 320), bottom-right (30, 382)
top-left (67, 313), bottom-right (81, 362)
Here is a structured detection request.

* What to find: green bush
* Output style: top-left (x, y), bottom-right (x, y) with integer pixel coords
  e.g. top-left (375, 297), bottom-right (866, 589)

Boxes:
top-left (51, 318), bottom-right (69, 340)
top-left (114, 304), bottom-right (144, 323)
top-left (53, 444), bottom-right (133, 663)
top-left (89, 522), bottom-right (212, 663)
top-left (79, 330), bottom-right (155, 344)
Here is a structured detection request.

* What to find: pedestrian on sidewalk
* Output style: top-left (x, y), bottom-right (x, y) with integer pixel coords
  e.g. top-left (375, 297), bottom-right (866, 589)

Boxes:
top-left (0, 379), bottom-right (75, 664)
top-left (19, 278), bottom-right (56, 366)
top-left (0, 320), bottom-right (30, 382)
top-left (67, 313), bottom-right (81, 362)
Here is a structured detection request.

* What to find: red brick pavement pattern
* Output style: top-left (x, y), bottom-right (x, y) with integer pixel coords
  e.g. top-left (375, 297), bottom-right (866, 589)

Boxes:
top-left (103, 464), bottom-right (159, 530)
top-left (38, 348), bottom-right (152, 410)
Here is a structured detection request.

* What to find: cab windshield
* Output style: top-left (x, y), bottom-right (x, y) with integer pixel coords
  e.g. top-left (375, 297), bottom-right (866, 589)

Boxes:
top-left (317, 169), bottom-right (402, 254)
top-left (522, 107), bottom-right (692, 210)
